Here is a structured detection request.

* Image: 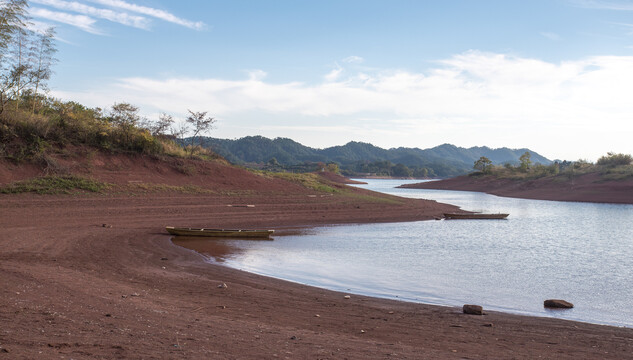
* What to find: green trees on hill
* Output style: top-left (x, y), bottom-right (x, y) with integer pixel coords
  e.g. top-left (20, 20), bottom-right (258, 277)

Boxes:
top-left (473, 156), bottom-right (492, 174)
top-left (597, 152), bottom-right (633, 167)
top-left (472, 151), bottom-right (633, 181)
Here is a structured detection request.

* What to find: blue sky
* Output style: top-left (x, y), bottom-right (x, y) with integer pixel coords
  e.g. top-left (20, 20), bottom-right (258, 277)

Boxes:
top-left (27, 0), bottom-right (633, 161)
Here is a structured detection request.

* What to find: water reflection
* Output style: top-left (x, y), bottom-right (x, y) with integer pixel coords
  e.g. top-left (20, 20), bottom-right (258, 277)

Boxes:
top-left (171, 236), bottom-right (248, 262)
top-left (172, 228), bottom-right (315, 263)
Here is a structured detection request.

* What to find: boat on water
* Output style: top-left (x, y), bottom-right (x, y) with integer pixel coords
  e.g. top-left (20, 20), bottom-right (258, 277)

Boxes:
top-left (166, 226), bottom-right (274, 238)
top-left (443, 213), bottom-right (509, 220)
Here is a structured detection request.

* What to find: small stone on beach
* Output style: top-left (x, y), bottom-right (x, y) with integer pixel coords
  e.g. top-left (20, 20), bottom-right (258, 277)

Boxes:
top-left (544, 299), bottom-right (574, 309)
top-left (218, 283), bottom-right (228, 289)
top-left (463, 304), bottom-right (484, 315)
top-left (344, 295), bottom-right (351, 299)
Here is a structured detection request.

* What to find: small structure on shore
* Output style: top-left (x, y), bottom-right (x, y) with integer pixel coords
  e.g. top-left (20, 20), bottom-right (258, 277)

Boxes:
top-left (444, 213), bottom-right (509, 220)
top-left (166, 226), bottom-right (274, 239)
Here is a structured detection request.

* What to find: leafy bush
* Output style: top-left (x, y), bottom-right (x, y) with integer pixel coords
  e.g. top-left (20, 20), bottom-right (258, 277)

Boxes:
top-left (597, 152), bottom-right (633, 167)
top-left (0, 97), bottom-right (218, 163)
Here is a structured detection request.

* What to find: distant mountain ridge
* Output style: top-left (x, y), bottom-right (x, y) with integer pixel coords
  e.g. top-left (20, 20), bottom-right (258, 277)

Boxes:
top-left (194, 136), bottom-right (551, 177)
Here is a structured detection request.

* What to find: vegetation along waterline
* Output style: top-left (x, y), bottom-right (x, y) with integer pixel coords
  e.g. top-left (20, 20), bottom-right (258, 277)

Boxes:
top-left (401, 151), bottom-right (633, 204)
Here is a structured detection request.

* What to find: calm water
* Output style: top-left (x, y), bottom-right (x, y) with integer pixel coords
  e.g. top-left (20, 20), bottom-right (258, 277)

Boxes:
top-left (176, 179), bottom-right (633, 327)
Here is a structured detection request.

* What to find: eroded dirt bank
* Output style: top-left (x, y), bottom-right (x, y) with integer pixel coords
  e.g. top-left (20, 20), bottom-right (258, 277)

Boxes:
top-left (2, 191), bottom-right (633, 359)
top-left (401, 173), bottom-right (633, 204)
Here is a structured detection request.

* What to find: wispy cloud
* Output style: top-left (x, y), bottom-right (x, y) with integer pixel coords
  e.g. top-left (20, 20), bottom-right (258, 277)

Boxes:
top-left (540, 31), bottom-right (562, 41)
top-left (30, 7), bottom-right (101, 34)
top-left (86, 0), bottom-right (206, 30)
top-left (53, 51), bottom-right (633, 160)
top-left (31, 0), bottom-right (149, 29)
top-left (343, 56), bottom-right (364, 64)
top-left (569, 0), bottom-right (633, 10)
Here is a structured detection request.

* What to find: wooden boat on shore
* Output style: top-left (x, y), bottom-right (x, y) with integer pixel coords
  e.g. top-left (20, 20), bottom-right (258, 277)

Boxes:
top-left (443, 213), bottom-right (509, 220)
top-left (166, 226), bottom-right (274, 238)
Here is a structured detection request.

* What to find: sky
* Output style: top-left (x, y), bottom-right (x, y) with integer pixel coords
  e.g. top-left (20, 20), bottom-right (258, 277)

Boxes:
top-left (24, 0), bottom-right (633, 161)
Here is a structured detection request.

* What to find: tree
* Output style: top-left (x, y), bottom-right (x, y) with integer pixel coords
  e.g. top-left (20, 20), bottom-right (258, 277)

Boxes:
top-left (10, 19), bottom-right (32, 110)
top-left (326, 162), bottom-right (340, 174)
top-left (473, 156), bottom-right (492, 174)
top-left (185, 110), bottom-right (215, 154)
top-left (29, 26), bottom-right (57, 113)
top-left (151, 112), bottom-right (174, 137)
top-left (0, 0), bottom-right (28, 59)
top-left (519, 151), bottom-right (532, 171)
top-left (0, 0), bottom-right (29, 114)
top-left (392, 163), bottom-right (412, 177)
top-left (109, 102), bottom-right (141, 148)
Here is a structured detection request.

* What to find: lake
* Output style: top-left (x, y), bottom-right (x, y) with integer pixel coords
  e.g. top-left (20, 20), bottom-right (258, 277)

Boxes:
top-left (175, 179), bottom-right (633, 327)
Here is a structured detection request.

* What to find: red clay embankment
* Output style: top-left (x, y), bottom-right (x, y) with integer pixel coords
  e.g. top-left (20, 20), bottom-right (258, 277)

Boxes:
top-left (401, 173), bottom-right (633, 204)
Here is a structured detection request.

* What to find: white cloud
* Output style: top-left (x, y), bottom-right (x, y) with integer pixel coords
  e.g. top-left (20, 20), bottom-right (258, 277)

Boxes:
top-left (325, 65), bottom-right (343, 82)
top-left (85, 0), bottom-right (206, 30)
top-left (53, 51), bottom-right (633, 161)
top-left (31, 0), bottom-right (149, 29)
top-left (30, 7), bottom-right (101, 34)
top-left (343, 56), bottom-right (364, 64)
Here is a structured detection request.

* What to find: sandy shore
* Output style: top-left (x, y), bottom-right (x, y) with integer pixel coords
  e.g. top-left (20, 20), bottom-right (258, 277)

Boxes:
top-left (2, 192), bottom-right (633, 359)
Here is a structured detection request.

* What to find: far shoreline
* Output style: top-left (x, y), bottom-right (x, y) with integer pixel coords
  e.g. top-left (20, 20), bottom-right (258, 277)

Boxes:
top-left (398, 174), bottom-right (633, 205)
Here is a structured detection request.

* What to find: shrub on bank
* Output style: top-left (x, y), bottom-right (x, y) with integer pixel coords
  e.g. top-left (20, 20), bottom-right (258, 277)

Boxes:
top-left (0, 175), bottom-right (110, 194)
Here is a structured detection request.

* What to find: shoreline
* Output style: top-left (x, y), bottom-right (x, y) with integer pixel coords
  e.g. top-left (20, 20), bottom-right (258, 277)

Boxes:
top-left (2, 192), bottom-right (633, 358)
top-left (178, 227), bottom-right (633, 330)
top-left (400, 174), bottom-right (633, 205)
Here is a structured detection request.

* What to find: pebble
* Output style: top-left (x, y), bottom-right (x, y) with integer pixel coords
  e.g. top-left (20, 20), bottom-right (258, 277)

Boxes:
top-left (218, 283), bottom-right (228, 289)
top-left (344, 295), bottom-right (351, 299)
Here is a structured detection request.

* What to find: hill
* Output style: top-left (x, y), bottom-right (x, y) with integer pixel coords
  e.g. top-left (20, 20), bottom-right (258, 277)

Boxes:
top-left (194, 136), bottom-right (551, 178)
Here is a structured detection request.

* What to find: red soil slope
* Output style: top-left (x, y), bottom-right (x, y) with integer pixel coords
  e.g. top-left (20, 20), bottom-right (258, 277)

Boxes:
top-left (2, 153), bottom-right (632, 359)
top-left (401, 173), bottom-right (633, 204)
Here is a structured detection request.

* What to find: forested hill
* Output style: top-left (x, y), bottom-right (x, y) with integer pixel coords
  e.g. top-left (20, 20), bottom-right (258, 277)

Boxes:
top-left (193, 136), bottom-right (551, 178)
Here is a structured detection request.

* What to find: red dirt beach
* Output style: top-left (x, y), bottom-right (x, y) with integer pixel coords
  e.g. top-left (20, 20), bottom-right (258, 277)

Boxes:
top-left (1, 155), bottom-right (633, 359)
